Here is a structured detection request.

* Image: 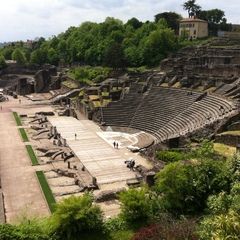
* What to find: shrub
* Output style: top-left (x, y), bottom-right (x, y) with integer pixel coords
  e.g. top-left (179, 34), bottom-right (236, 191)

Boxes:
top-left (156, 150), bottom-right (186, 163)
top-left (131, 218), bottom-right (199, 240)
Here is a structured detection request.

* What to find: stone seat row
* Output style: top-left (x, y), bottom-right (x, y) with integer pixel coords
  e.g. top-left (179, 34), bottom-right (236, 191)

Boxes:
top-left (101, 85), bottom-right (236, 142)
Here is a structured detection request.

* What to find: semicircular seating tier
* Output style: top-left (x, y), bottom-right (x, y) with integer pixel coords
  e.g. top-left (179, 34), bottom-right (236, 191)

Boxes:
top-left (101, 85), bottom-right (237, 143)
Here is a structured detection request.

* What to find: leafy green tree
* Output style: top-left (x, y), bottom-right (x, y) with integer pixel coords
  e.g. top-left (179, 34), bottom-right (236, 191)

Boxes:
top-left (47, 47), bottom-right (59, 65)
top-left (49, 193), bottom-right (104, 239)
top-left (206, 182), bottom-right (240, 215)
top-left (197, 8), bottom-right (229, 35)
top-left (2, 47), bottom-right (14, 60)
top-left (125, 17), bottom-right (143, 29)
top-left (117, 186), bottom-right (152, 222)
top-left (154, 157), bottom-right (229, 214)
top-left (57, 40), bottom-right (67, 60)
top-left (192, 159), bottom-right (229, 208)
top-left (22, 47), bottom-right (32, 61)
top-left (103, 43), bottom-right (127, 69)
top-left (12, 48), bottom-right (26, 63)
top-left (140, 22), bottom-right (177, 66)
top-left (124, 45), bottom-right (142, 67)
top-left (0, 55), bottom-right (7, 69)
top-left (30, 43), bottom-right (48, 65)
top-left (33, 37), bottom-right (46, 50)
top-left (154, 162), bottom-right (196, 214)
top-left (154, 12), bottom-right (182, 34)
top-left (182, 0), bottom-right (201, 18)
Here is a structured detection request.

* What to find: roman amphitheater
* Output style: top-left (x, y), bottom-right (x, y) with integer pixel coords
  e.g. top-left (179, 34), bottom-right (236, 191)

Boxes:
top-left (1, 37), bottom-right (240, 223)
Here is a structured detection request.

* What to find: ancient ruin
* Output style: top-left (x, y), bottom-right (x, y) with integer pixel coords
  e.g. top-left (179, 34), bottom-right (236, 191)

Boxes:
top-left (1, 37), bottom-right (240, 221)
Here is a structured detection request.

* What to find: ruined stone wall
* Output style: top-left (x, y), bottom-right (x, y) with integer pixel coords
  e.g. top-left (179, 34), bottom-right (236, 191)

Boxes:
top-left (76, 100), bottom-right (90, 119)
top-left (34, 70), bottom-right (51, 93)
top-left (16, 78), bottom-right (33, 95)
top-left (215, 134), bottom-right (240, 147)
top-left (62, 75), bottom-right (83, 88)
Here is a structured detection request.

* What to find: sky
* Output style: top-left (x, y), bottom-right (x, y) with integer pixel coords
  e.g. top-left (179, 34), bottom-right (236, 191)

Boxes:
top-left (0, 0), bottom-right (239, 43)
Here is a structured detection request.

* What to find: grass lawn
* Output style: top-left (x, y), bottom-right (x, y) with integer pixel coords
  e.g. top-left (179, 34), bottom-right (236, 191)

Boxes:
top-left (36, 171), bottom-right (56, 213)
top-left (26, 145), bottom-right (39, 165)
top-left (214, 143), bottom-right (236, 158)
top-left (19, 128), bottom-right (29, 142)
top-left (13, 112), bottom-right (22, 126)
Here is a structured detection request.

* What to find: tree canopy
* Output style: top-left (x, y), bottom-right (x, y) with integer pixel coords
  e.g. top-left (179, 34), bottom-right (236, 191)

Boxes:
top-left (49, 193), bottom-right (104, 239)
top-left (182, 0), bottom-right (201, 18)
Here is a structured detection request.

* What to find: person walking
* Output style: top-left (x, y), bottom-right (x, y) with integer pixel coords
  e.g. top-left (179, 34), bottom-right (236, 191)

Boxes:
top-left (113, 141), bottom-right (116, 148)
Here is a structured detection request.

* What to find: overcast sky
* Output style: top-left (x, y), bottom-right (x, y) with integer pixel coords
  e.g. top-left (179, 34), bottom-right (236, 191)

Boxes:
top-left (0, 0), bottom-right (239, 42)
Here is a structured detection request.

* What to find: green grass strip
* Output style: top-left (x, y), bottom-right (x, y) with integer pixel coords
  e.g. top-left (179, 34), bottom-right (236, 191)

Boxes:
top-left (19, 128), bottom-right (29, 142)
top-left (36, 171), bottom-right (56, 213)
top-left (13, 112), bottom-right (22, 126)
top-left (26, 145), bottom-right (39, 165)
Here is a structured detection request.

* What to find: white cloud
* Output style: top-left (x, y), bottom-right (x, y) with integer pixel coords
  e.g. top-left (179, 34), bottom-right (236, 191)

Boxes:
top-left (0, 0), bottom-right (239, 42)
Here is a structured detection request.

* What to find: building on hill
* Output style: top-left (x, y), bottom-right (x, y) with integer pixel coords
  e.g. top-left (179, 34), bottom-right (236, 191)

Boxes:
top-left (179, 17), bottom-right (208, 40)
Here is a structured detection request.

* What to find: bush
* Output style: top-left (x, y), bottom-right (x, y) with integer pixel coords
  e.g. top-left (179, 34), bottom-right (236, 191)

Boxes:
top-left (156, 150), bottom-right (186, 163)
top-left (131, 218), bottom-right (199, 240)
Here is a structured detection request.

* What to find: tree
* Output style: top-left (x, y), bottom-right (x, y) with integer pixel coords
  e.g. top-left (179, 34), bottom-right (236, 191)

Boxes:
top-left (140, 23), bottom-right (177, 66)
top-left (47, 48), bottom-right (59, 65)
top-left (12, 49), bottom-right (26, 63)
top-left (117, 186), bottom-right (152, 222)
top-left (103, 43), bottom-right (127, 69)
top-left (154, 12), bottom-right (182, 34)
top-left (33, 37), bottom-right (46, 50)
top-left (0, 55), bottom-right (7, 70)
top-left (2, 47), bottom-right (14, 60)
top-left (197, 9), bottom-right (229, 35)
top-left (125, 17), bottom-right (143, 29)
top-left (154, 157), bottom-right (229, 214)
top-left (154, 162), bottom-right (196, 214)
top-left (30, 49), bottom-right (47, 65)
top-left (49, 193), bottom-right (104, 239)
top-left (182, 0), bottom-right (201, 18)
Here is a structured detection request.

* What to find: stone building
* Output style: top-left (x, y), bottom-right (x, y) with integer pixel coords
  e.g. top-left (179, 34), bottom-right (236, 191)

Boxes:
top-left (179, 17), bottom-right (208, 39)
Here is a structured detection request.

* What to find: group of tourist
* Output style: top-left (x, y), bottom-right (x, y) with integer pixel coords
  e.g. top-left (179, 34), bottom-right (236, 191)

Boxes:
top-left (113, 141), bottom-right (119, 149)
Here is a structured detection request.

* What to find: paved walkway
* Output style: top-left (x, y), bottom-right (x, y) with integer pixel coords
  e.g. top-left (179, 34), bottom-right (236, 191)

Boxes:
top-left (0, 96), bottom-right (51, 223)
top-left (0, 95), bottom-right (153, 222)
top-left (48, 116), bottom-right (146, 184)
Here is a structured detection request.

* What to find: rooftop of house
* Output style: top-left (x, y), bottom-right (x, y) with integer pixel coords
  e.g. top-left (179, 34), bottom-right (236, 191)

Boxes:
top-left (180, 18), bottom-right (208, 23)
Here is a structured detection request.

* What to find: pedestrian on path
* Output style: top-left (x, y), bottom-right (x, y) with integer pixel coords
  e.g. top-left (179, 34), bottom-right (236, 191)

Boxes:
top-left (75, 133), bottom-right (77, 140)
top-left (113, 141), bottom-right (116, 148)
top-left (116, 142), bottom-right (118, 149)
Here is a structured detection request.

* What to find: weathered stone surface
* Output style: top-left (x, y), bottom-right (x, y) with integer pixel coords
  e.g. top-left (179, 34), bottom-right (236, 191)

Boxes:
top-left (94, 187), bottom-right (126, 202)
